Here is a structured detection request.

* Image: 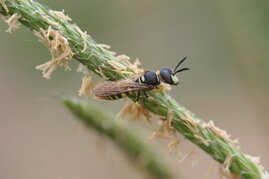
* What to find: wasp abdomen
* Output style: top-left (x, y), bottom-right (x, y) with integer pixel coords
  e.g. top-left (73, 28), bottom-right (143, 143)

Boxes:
top-left (99, 92), bottom-right (130, 100)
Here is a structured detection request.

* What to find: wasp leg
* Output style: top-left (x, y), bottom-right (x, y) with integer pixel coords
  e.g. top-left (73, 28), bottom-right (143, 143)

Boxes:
top-left (143, 91), bottom-right (149, 98)
top-left (136, 91), bottom-right (141, 102)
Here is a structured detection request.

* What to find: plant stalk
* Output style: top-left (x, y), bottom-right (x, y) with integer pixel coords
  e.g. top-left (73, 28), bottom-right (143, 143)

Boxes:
top-left (63, 97), bottom-right (174, 179)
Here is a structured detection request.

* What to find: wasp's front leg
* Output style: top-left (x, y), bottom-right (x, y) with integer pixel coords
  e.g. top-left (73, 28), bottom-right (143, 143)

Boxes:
top-left (143, 91), bottom-right (149, 98)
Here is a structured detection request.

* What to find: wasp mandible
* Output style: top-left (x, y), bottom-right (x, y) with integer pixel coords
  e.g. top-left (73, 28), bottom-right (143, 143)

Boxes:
top-left (94, 57), bottom-right (189, 101)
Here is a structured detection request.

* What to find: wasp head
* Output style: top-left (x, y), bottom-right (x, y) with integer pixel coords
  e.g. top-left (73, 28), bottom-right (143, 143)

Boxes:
top-left (158, 57), bottom-right (189, 85)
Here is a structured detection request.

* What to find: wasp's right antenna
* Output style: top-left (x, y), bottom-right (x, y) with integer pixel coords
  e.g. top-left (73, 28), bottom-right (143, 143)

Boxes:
top-left (174, 56), bottom-right (187, 73)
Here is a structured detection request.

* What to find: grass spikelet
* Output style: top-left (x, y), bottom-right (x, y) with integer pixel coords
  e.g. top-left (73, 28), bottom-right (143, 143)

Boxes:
top-left (130, 58), bottom-right (143, 73)
top-left (246, 155), bottom-right (261, 166)
top-left (77, 63), bottom-right (91, 75)
top-left (4, 13), bottom-right (21, 33)
top-left (194, 134), bottom-right (209, 146)
top-left (203, 164), bottom-right (217, 179)
top-left (43, 16), bottom-right (59, 26)
top-left (98, 43), bottom-right (111, 49)
top-left (49, 9), bottom-right (72, 22)
top-left (167, 137), bottom-right (181, 153)
top-left (178, 150), bottom-right (196, 164)
top-left (181, 112), bottom-right (199, 134)
top-left (118, 102), bottom-right (152, 124)
top-left (204, 120), bottom-right (239, 146)
top-left (78, 76), bottom-right (93, 97)
top-left (150, 110), bottom-right (176, 139)
top-left (107, 60), bottom-right (127, 72)
top-left (35, 27), bottom-right (73, 79)
top-left (150, 111), bottom-right (182, 154)
top-left (223, 154), bottom-right (233, 175)
top-left (95, 67), bottom-right (109, 80)
top-left (219, 167), bottom-right (240, 179)
top-left (0, 0), bottom-right (8, 12)
top-left (218, 154), bottom-right (241, 179)
top-left (75, 26), bottom-right (88, 52)
top-left (117, 54), bottom-right (130, 61)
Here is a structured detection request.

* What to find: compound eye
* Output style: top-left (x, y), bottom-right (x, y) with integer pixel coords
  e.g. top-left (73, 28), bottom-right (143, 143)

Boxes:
top-left (159, 68), bottom-right (173, 85)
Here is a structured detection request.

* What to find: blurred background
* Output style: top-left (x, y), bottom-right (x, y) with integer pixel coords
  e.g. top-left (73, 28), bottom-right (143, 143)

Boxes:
top-left (0, 0), bottom-right (268, 178)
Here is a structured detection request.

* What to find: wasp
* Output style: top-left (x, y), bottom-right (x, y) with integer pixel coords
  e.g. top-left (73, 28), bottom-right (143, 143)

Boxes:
top-left (94, 57), bottom-right (189, 101)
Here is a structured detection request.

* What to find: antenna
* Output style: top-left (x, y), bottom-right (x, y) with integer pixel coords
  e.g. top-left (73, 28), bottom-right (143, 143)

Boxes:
top-left (174, 67), bottom-right (189, 74)
top-left (173, 57), bottom-right (189, 74)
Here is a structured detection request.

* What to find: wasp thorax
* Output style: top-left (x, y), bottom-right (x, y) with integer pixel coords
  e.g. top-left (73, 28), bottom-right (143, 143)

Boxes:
top-left (139, 71), bottom-right (160, 86)
top-left (159, 68), bottom-right (179, 85)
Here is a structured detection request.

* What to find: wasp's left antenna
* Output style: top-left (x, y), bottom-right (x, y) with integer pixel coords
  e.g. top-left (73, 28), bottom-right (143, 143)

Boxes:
top-left (174, 67), bottom-right (189, 74)
top-left (174, 56), bottom-right (187, 73)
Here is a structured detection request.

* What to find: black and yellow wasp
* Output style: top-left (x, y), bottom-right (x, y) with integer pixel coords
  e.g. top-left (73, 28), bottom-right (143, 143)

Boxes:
top-left (94, 57), bottom-right (189, 101)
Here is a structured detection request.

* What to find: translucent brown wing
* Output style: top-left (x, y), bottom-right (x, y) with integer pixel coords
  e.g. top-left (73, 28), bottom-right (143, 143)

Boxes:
top-left (94, 73), bottom-right (153, 100)
top-left (127, 71), bottom-right (146, 81)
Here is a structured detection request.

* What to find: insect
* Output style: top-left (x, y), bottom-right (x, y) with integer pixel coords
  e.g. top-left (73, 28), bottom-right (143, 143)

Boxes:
top-left (94, 57), bottom-right (189, 101)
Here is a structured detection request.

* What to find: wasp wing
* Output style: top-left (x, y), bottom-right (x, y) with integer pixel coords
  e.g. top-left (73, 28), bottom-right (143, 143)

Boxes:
top-left (127, 71), bottom-right (146, 81)
top-left (94, 78), bottom-right (154, 99)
